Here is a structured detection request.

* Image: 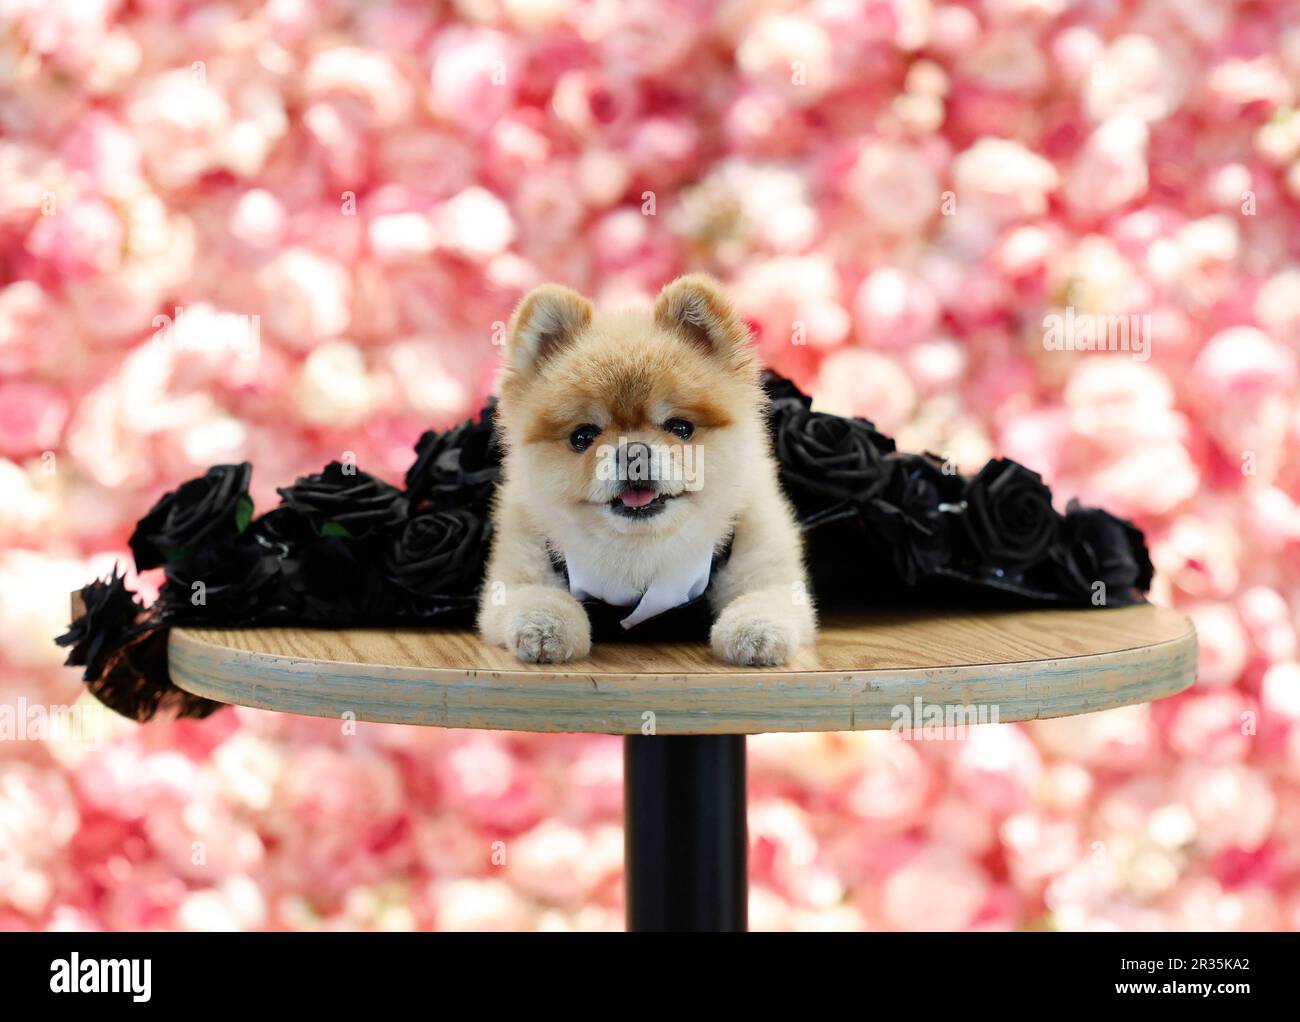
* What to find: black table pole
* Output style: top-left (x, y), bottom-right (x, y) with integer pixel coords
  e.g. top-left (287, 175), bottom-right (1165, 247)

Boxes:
top-left (623, 734), bottom-right (747, 932)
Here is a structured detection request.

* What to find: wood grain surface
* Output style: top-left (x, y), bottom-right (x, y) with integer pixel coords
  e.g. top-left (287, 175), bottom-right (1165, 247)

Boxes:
top-left (168, 604), bottom-right (1196, 735)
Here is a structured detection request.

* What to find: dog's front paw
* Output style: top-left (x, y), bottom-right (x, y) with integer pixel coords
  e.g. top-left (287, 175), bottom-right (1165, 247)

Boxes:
top-left (711, 609), bottom-right (797, 667)
top-left (509, 603), bottom-right (590, 664)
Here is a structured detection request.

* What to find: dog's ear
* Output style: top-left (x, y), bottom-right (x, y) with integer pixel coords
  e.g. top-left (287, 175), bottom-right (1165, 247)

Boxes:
top-left (507, 284), bottom-right (593, 375)
top-left (653, 274), bottom-right (753, 373)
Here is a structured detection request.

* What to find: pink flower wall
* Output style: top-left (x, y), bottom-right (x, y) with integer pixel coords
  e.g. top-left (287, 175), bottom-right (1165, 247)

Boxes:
top-left (3, 0), bottom-right (1300, 931)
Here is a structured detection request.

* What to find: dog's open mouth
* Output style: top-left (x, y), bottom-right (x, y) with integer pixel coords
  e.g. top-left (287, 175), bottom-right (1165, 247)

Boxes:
top-left (608, 487), bottom-right (678, 518)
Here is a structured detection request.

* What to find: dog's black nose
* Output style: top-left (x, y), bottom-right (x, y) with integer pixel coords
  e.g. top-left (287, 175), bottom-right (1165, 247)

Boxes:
top-left (617, 441), bottom-right (654, 484)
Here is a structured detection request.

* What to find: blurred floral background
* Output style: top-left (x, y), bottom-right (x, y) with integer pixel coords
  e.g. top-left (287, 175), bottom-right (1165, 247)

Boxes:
top-left (3, 0), bottom-right (1300, 931)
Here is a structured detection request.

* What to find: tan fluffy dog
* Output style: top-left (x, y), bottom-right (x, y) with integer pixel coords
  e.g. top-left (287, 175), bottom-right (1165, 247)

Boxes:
top-left (479, 275), bottom-right (816, 666)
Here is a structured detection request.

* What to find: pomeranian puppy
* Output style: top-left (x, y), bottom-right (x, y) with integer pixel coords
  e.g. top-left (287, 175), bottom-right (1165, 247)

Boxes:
top-left (479, 275), bottom-right (816, 666)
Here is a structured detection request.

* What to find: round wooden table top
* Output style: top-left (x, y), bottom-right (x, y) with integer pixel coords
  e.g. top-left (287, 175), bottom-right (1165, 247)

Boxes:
top-left (168, 603), bottom-right (1197, 735)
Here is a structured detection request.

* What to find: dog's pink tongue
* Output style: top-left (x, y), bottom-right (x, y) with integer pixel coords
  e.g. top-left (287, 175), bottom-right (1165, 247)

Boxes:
top-left (620, 488), bottom-right (657, 509)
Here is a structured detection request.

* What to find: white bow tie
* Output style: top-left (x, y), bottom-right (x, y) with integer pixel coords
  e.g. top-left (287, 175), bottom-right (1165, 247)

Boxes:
top-left (565, 545), bottom-right (714, 629)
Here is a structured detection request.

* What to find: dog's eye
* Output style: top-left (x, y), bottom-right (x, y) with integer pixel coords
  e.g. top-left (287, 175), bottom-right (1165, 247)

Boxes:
top-left (663, 418), bottom-right (694, 440)
top-left (569, 424), bottom-right (601, 452)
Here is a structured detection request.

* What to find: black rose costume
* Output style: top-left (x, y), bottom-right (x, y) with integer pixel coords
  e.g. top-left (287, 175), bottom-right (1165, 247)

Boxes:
top-left (59, 373), bottom-right (1155, 721)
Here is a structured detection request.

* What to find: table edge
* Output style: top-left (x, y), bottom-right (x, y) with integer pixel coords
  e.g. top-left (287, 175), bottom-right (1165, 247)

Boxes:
top-left (170, 604), bottom-right (1194, 678)
top-left (168, 615), bottom-right (1198, 735)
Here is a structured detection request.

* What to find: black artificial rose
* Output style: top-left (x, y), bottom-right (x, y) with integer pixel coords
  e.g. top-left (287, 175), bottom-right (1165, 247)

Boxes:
top-left (56, 567), bottom-right (143, 681)
top-left (762, 369), bottom-right (813, 415)
top-left (385, 509), bottom-right (488, 598)
top-left (159, 539), bottom-right (285, 623)
top-left (1052, 500), bottom-right (1154, 598)
top-left (773, 407), bottom-right (897, 520)
top-left (247, 506), bottom-right (317, 555)
top-left (128, 463), bottom-right (253, 571)
top-left (866, 453), bottom-right (957, 584)
top-left (276, 461), bottom-right (407, 539)
top-left (56, 569), bottom-right (223, 721)
top-left (960, 458), bottom-right (1061, 570)
top-left (87, 622), bottom-right (220, 722)
top-left (914, 449), bottom-right (967, 504)
top-left (405, 401), bottom-right (502, 511)
top-left (283, 537), bottom-right (395, 623)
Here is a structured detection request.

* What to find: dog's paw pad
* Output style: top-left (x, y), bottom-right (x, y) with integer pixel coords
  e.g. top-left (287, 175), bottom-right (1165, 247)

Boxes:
top-left (510, 610), bottom-right (579, 664)
top-left (712, 615), bottom-right (793, 667)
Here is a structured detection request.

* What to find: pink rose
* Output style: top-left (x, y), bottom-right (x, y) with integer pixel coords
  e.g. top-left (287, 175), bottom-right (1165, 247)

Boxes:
top-left (1262, 661), bottom-right (1300, 725)
top-left (1175, 763), bottom-right (1275, 855)
top-left (0, 282), bottom-right (79, 376)
top-left (0, 381), bottom-right (68, 458)
top-left (1186, 602), bottom-right (1250, 687)
top-left (1002, 813), bottom-right (1082, 893)
top-left (1063, 117), bottom-right (1151, 215)
top-left (431, 878), bottom-right (535, 931)
top-left (813, 350), bottom-right (917, 434)
top-left (25, 198), bottom-right (124, 278)
top-left (951, 138), bottom-right (1058, 221)
top-left (507, 820), bottom-right (622, 905)
top-left (1239, 587), bottom-right (1298, 664)
top-left (435, 187), bottom-right (515, 262)
top-left (257, 247), bottom-right (352, 346)
top-left (429, 28), bottom-right (520, 134)
top-left (436, 737), bottom-right (544, 833)
top-left (880, 846), bottom-right (991, 931)
top-left (303, 47), bottom-right (413, 127)
top-left (846, 141), bottom-right (940, 236)
top-left (839, 735), bottom-right (932, 832)
top-left (951, 726), bottom-right (1043, 816)
top-left (853, 268), bottom-right (939, 349)
top-left (930, 5), bottom-right (981, 56)
top-left (1167, 690), bottom-right (1255, 763)
top-left (60, 111), bottom-right (142, 197)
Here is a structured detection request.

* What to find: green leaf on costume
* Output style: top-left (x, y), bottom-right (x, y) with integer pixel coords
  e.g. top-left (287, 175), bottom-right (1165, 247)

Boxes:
top-left (159, 544), bottom-right (192, 564)
top-left (235, 496), bottom-right (254, 534)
